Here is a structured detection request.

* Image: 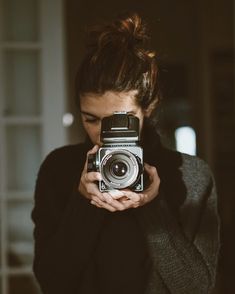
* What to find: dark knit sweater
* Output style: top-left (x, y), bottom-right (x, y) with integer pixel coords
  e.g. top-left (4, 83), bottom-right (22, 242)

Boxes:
top-left (32, 129), bottom-right (220, 294)
top-left (93, 210), bottom-right (151, 294)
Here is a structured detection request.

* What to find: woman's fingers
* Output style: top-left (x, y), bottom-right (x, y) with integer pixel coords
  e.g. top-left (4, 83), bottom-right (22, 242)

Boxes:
top-left (83, 171), bottom-right (102, 183)
top-left (90, 198), bottom-right (116, 212)
top-left (118, 190), bottom-right (144, 208)
top-left (91, 194), bottom-right (126, 212)
top-left (117, 163), bottom-right (160, 207)
top-left (80, 152), bottom-right (161, 212)
top-left (144, 163), bottom-right (158, 179)
top-left (84, 145), bottom-right (99, 171)
top-left (78, 145), bottom-right (104, 201)
top-left (90, 163), bottom-right (161, 210)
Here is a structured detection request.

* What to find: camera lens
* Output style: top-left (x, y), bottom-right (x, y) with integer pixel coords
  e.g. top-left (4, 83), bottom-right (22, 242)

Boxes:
top-left (112, 161), bottom-right (128, 177)
top-left (100, 150), bottom-right (141, 189)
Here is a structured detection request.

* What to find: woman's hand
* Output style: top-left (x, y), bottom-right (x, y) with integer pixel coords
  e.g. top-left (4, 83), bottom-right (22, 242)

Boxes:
top-left (79, 148), bottom-right (160, 212)
top-left (78, 146), bottom-right (132, 212)
top-left (112, 163), bottom-right (161, 209)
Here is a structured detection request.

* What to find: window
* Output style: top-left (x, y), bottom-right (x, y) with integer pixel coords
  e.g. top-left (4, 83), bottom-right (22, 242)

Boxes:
top-left (175, 126), bottom-right (196, 156)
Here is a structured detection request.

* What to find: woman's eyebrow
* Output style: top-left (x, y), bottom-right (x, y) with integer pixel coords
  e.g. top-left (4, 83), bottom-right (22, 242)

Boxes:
top-left (80, 110), bottom-right (136, 118)
top-left (127, 110), bottom-right (136, 115)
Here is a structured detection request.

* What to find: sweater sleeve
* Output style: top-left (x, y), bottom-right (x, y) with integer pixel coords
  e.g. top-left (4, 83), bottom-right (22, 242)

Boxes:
top-left (138, 156), bottom-right (220, 294)
top-left (31, 148), bottom-right (106, 294)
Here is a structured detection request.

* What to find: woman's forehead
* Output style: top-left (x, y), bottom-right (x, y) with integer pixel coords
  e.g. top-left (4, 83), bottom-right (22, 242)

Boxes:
top-left (80, 91), bottom-right (140, 116)
top-left (80, 90), bottom-right (138, 102)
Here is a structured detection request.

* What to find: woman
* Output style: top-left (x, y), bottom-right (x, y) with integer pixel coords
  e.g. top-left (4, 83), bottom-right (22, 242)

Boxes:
top-left (32, 12), bottom-right (220, 294)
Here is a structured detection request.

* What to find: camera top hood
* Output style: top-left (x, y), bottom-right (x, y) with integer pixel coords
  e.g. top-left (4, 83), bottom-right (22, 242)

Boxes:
top-left (100, 112), bottom-right (140, 143)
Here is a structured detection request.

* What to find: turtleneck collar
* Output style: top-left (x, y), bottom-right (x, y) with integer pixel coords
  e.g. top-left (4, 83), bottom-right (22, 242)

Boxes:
top-left (141, 122), bottom-right (164, 167)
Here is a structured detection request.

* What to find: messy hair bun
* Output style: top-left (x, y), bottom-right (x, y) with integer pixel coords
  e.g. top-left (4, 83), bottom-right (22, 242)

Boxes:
top-left (88, 12), bottom-right (149, 53)
top-left (76, 12), bottom-right (161, 123)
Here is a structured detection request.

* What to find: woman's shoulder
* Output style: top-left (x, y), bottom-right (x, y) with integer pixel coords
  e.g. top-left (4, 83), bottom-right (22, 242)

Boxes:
top-left (45, 143), bottom-right (86, 160)
top-left (39, 143), bottom-right (88, 175)
top-left (162, 146), bottom-right (212, 177)
top-left (179, 152), bottom-right (212, 183)
top-left (161, 146), bottom-right (214, 194)
top-left (160, 149), bottom-right (216, 224)
top-left (174, 150), bottom-right (214, 196)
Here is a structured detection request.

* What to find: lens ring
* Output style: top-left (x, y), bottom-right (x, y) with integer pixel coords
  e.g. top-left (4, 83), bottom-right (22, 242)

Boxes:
top-left (100, 150), bottom-right (140, 189)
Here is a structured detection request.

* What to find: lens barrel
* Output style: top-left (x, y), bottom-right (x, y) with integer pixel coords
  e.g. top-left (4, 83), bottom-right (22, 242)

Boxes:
top-left (100, 149), bottom-right (141, 189)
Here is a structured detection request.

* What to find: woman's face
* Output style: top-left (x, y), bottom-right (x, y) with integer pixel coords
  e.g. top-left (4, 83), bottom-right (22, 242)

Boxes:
top-left (80, 91), bottom-right (150, 146)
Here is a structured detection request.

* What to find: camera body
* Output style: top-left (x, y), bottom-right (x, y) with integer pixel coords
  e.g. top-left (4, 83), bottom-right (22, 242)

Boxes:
top-left (87, 112), bottom-right (143, 192)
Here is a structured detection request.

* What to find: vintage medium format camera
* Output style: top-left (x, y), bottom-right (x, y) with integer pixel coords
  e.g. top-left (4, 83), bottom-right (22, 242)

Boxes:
top-left (87, 112), bottom-right (144, 192)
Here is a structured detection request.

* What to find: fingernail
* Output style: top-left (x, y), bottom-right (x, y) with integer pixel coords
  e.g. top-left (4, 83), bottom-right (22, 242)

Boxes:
top-left (97, 174), bottom-right (102, 181)
top-left (94, 144), bottom-right (99, 151)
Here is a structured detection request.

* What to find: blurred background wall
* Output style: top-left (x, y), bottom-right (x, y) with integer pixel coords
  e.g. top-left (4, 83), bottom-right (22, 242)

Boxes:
top-left (0, 0), bottom-right (234, 293)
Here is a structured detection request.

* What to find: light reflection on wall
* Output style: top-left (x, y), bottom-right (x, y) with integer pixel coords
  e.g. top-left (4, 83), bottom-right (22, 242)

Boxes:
top-left (63, 112), bottom-right (74, 127)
